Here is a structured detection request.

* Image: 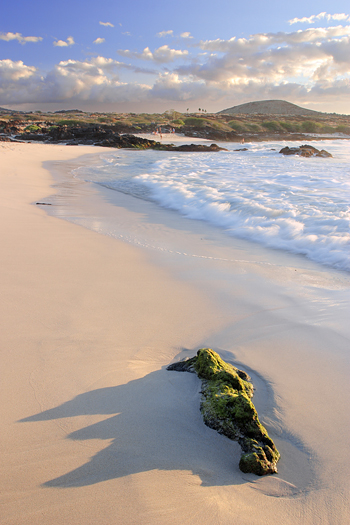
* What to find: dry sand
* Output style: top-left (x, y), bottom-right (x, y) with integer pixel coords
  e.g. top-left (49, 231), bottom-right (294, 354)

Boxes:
top-left (1, 142), bottom-right (349, 524)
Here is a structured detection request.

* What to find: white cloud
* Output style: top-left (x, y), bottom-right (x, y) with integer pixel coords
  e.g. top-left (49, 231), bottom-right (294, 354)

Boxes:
top-left (0, 59), bottom-right (42, 104)
top-left (1, 18), bottom-right (350, 113)
top-left (150, 72), bottom-right (208, 101)
top-left (53, 36), bottom-right (75, 47)
top-left (156, 30), bottom-right (173, 37)
top-left (180, 32), bottom-right (193, 39)
top-left (153, 45), bottom-right (188, 62)
top-left (197, 26), bottom-right (350, 54)
top-left (163, 24), bottom-right (350, 111)
top-left (99, 21), bottom-right (114, 27)
top-left (93, 38), bottom-right (105, 45)
top-left (118, 45), bottom-right (188, 63)
top-left (0, 57), bottom-right (151, 105)
top-left (44, 60), bottom-right (149, 104)
top-left (190, 25), bottom-right (350, 84)
top-left (289, 12), bottom-right (349, 25)
top-left (0, 59), bottom-right (37, 80)
top-left (0, 32), bottom-right (42, 44)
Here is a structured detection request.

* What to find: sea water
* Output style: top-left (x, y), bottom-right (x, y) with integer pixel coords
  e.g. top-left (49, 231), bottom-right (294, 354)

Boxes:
top-left (73, 139), bottom-right (350, 272)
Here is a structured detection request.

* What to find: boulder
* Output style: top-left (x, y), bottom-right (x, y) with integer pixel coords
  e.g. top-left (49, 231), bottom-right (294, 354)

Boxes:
top-left (280, 144), bottom-right (332, 157)
top-left (168, 349), bottom-right (280, 475)
top-left (163, 143), bottom-right (227, 152)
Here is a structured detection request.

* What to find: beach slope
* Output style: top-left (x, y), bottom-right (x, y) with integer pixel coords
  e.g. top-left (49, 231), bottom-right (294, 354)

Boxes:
top-left (0, 143), bottom-right (349, 525)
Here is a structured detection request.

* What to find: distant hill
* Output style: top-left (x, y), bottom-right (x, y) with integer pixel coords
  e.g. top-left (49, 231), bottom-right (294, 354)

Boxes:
top-left (218, 100), bottom-right (324, 116)
top-left (0, 106), bottom-right (25, 114)
top-left (54, 109), bottom-right (84, 114)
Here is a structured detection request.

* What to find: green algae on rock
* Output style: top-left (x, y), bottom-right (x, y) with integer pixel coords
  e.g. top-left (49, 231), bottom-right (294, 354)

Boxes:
top-left (167, 348), bottom-right (280, 476)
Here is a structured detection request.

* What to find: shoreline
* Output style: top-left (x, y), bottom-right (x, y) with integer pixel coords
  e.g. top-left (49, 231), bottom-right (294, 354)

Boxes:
top-left (2, 131), bottom-right (350, 148)
top-left (1, 143), bottom-right (349, 524)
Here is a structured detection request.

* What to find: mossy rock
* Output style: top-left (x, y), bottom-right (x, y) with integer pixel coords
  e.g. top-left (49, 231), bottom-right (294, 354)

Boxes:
top-left (167, 349), bottom-right (280, 475)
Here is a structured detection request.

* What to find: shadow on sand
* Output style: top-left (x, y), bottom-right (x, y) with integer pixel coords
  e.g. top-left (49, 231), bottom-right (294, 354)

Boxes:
top-left (19, 366), bottom-right (248, 488)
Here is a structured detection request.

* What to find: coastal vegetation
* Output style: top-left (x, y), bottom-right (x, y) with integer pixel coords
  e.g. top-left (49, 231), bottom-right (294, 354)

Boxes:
top-left (167, 348), bottom-right (280, 475)
top-left (0, 108), bottom-right (350, 134)
top-left (1, 105), bottom-right (349, 142)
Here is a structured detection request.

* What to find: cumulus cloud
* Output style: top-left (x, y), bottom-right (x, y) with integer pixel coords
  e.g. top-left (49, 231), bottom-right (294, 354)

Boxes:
top-left (0, 59), bottom-right (37, 80)
top-left (289, 12), bottom-right (349, 25)
top-left (0, 57), bottom-right (151, 105)
top-left (0, 32), bottom-right (42, 44)
top-left (0, 59), bottom-right (42, 104)
top-left (156, 30), bottom-right (173, 37)
top-left (187, 25), bottom-right (350, 87)
top-left (180, 32), bottom-right (193, 39)
top-left (99, 21), bottom-right (114, 27)
top-left (1, 19), bottom-right (350, 113)
top-left (118, 45), bottom-right (188, 63)
top-left (53, 36), bottom-right (75, 47)
top-left (150, 72), bottom-right (208, 101)
top-left (93, 38), bottom-right (105, 44)
top-left (197, 25), bottom-right (350, 53)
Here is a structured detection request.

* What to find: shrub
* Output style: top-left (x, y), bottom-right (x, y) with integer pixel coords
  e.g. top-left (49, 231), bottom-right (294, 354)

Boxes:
top-left (113, 120), bottom-right (134, 128)
top-left (172, 119), bottom-right (185, 126)
top-left (300, 121), bottom-right (319, 133)
top-left (335, 125), bottom-right (350, 134)
top-left (97, 117), bottom-right (114, 123)
top-left (261, 120), bottom-right (283, 131)
top-left (183, 117), bottom-right (210, 127)
top-left (228, 120), bottom-right (247, 132)
top-left (246, 123), bottom-right (262, 132)
top-left (279, 121), bottom-right (299, 132)
top-left (209, 120), bottom-right (232, 131)
top-left (56, 119), bottom-right (86, 126)
top-left (24, 124), bottom-right (41, 132)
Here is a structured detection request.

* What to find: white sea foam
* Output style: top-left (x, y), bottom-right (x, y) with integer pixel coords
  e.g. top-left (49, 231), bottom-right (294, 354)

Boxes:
top-left (74, 140), bottom-right (350, 271)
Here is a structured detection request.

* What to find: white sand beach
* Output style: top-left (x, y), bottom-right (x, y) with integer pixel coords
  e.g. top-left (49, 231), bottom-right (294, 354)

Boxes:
top-left (1, 142), bottom-right (349, 524)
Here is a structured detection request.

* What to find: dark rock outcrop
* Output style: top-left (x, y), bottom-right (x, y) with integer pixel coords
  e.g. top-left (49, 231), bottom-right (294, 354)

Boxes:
top-left (280, 144), bottom-right (332, 157)
top-left (7, 123), bottom-right (227, 152)
top-left (0, 120), bottom-right (22, 134)
top-left (168, 349), bottom-right (280, 476)
top-left (163, 143), bottom-right (227, 152)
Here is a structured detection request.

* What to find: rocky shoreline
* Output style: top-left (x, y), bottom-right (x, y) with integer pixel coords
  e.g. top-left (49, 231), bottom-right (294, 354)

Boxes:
top-left (0, 121), bottom-right (229, 152)
top-left (1, 114), bottom-right (348, 151)
top-left (0, 120), bottom-right (334, 157)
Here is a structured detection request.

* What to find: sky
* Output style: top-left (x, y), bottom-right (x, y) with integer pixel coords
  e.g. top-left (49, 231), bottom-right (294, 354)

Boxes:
top-left (1, 0), bottom-right (350, 114)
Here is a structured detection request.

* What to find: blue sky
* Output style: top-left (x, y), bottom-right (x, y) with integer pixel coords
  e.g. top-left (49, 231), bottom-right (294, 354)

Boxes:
top-left (1, 0), bottom-right (350, 113)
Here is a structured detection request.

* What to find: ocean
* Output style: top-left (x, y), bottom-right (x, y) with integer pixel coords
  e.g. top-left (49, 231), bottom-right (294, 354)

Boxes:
top-left (72, 138), bottom-right (350, 273)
